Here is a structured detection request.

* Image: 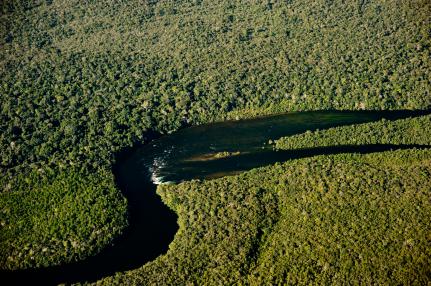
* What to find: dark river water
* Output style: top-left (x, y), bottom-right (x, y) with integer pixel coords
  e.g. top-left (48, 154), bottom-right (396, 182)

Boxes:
top-left (2, 110), bottom-right (430, 285)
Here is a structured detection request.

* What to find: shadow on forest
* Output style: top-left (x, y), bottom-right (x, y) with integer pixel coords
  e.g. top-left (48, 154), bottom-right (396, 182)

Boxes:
top-left (2, 110), bottom-right (431, 285)
top-left (3, 143), bottom-right (430, 285)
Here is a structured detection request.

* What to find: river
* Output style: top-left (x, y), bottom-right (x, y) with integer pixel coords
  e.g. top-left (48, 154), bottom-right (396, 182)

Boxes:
top-left (3, 110), bottom-right (430, 285)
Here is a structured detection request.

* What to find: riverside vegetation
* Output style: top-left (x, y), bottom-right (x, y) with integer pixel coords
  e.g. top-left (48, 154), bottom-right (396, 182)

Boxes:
top-left (275, 114), bottom-right (431, 150)
top-left (1, 0), bottom-right (430, 284)
top-left (95, 115), bottom-right (431, 285)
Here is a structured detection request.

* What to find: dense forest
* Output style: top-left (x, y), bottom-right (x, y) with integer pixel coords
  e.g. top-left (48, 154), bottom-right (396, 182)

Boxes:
top-left (275, 114), bottom-right (431, 149)
top-left (1, 0), bottom-right (430, 175)
top-left (1, 0), bottom-right (430, 284)
top-left (97, 148), bottom-right (431, 285)
top-left (0, 169), bottom-right (127, 270)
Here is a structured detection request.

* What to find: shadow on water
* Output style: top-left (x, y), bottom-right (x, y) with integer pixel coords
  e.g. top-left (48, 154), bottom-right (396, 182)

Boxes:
top-left (2, 110), bottom-right (431, 285)
top-left (173, 144), bottom-right (431, 181)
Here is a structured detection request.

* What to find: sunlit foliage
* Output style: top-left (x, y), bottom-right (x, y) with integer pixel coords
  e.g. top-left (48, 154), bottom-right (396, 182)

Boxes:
top-left (99, 149), bottom-right (431, 285)
top-left (0, 0), bottom-right (430, 281)
top-left (275, 115), bottom-right (431, 150)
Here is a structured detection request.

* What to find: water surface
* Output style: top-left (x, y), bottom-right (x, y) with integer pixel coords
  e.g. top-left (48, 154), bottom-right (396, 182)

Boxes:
top-left (3, 110), bottom-right (430, 285)
top-left (134, 110), bottom-right (429, 183)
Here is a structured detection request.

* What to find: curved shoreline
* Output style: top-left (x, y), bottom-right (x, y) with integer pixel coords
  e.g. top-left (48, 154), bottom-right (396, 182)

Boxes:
top-left (2, 110), bottom-right (430, 285)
